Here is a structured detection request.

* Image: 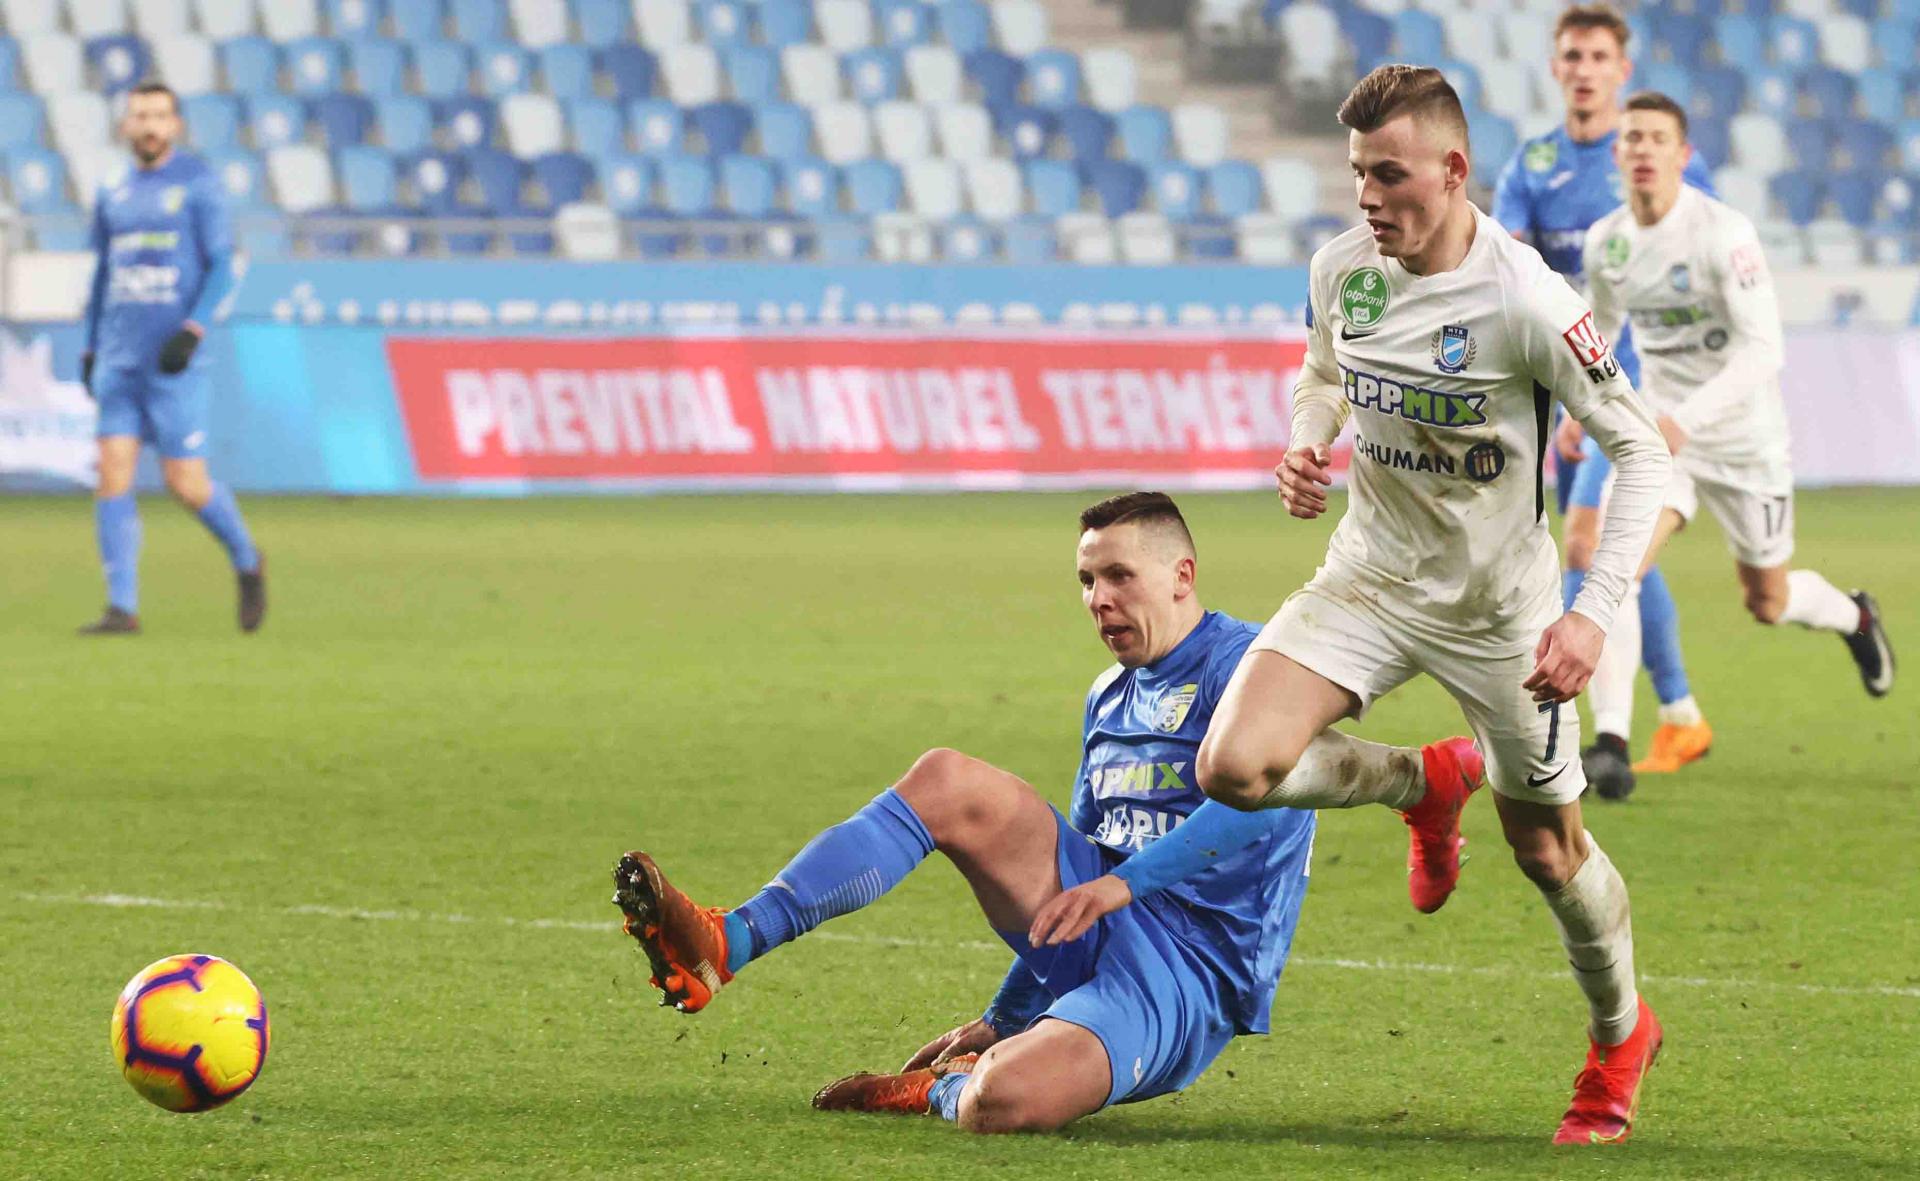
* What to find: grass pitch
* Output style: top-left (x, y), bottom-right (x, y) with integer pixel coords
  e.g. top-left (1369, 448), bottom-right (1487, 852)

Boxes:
top-left (3, 490), bottom-right (1916, 1180)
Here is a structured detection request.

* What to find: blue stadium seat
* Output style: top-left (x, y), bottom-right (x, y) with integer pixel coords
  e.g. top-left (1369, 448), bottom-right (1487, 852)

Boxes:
top-left (1437, 61), bottom-right (1481, 114)
top-left (314, 93), bottom-right (375, 146)
top-left (844, 158), bottom-right (902, 213)
top-left (1651, 11), bottom-right (1711, 66)
top-left (1770, 15), bottom-right (1818, 68)
top-left (1295, 213), bottom-right (1347, 256)
top-left (327, 0), bottom-right (386, 38)
top-left (1803, 67), bottom-right (1857, 121)
top-left (628, 99), bottom-right (685, 155)
top-left (995, 104), bottom-right (1055, 161)
top-left (844, 47), bottom-right (903, 102)
top-left (698, 0), bottom-right (753, 47)
top-left (1002, 215), bottom-right (1055, 263)
top-left (405, 151), bottom-right (465, 212)
top-left (1468, 114), bottom-right (1516, 185)
top-left (1335, 7), bottom-right (1391, 74)
top-left (1838, 118), bottom-right (1894, 169)
top-left (938, 0), bottom-right (991, 55)
top-left (1690, 66), bottom-right (1746, 122)
top-left (247, 95), bottom-right (309, 149)
top-left (1690, 116), bottom-right (1731, 169)
top-left (184, 93), bottom-right (242, 150)
top-left (1879, 172), bottom-right (1920, 227)
top-left (690, 101), bottom-right (752, 155)
top-left (377, 95), bottom-right (434, 152)
top-left (1150, 162), bottom-right (1201, 219)
top-left (1858, 68), bottom-right (1910, 125)
top-left (0, 93), bottom-right (43, 150)
top-left (1769, 169), bottom-right (1824, 223)
top-left (1057, 105), bottom-right (1112, 163)
top-left (1749, 68), bottom-right (1800, 120)
top-left (207, 150), bottom-right (271, 210)
top-left (600, 46), bottom-right (658, 102)
top-left (1898, 119), bottom-right (1920, 171)
top-left (574, 0), bottom-right (631, 47)
top-left (875, 0), bottom-right (930, 48)
top-left (965, 49), bottom-right (1023, 109)
top-left (1639, 62), bottom-right (1694, 111)
top-left (442, 200), bottom-right (496, 255)
top-left (1116, 105), bottom-right (1171, 164)
top-left (1024, 157), bottom-right (1079, 215)
top-left (1185, 214), bottom-right (1235, 260)
top-left (438, 97), bottom-right (498, 149)
top-left (1785, 118), bottom-right (1832, 168)
top-left (1827, 168), bottom-right (1884, 227)
top-left (598, 153), bottom-right (655, 212)
top-left (725, 45), bottom-right (779, 103)
top-left (86, 34), bottom-right (149, 93)
top-left (1025, 49), bottom-right (1081, 109)
top-left (540, 44), bottom-right (595, 100)
top-left (6, 148), bottom-right (69, 213)
top-left (719, 152), bottom-right (777, 214)
top-left (413, 42), bottom-right (472, 98)
top-left (0, 38), bottom-right (19, 92)
top-left (567, 97), bottom-right (625, 155)
top-left (393, 0), bottom-right (447, 40)
top-left (476, 43), bottom-right (534, 95)
top-left (761, 0), bottom-right (813, 47)
top-left (349, 39), bottom-right (407, 96)
top-left (1392, 10), bottom-right (1445, 62)
top-left (285, 38), bottom-right (345, 95)
top-left (531, 150), bottom-right (594, 204)
top-left (1207, 160), bottom-right (1261, 216)
top-left (1085, 159), bottom-right (1146, 216)
top-left (452, 0), bottom-right (508, 42)
top-left (223, 39), bottom-right (282, 94)
top-left (1871, 19), bottom-right (1918, 69)
top-left (1715, 14), bottom-right (1767, 69)
top-left (756, 102), bottom-right (814, 159)
top-left (781, 157), bottom-right (840, 216)
top-left (941, 215), bottom-right (997, 261)
top-left (464, 147), bottom-right (525, 210)
top-left (336, 144), bottom-right (398, 208)
top-left (816, 217), bottom-right (870, 262)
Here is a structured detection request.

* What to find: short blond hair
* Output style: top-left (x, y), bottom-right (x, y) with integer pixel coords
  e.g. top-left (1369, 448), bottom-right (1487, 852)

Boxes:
top-left (1554, 3), bottom-right (1630, 50)
top-left (1338, 65), bottom-right (1469, 146)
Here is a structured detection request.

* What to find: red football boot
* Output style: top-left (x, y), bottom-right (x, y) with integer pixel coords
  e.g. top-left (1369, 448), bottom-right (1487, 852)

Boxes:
top-left (1554, 997), bottom-right (1664, 1145)
top-left (1401, 737), bottom-right (1486, 914)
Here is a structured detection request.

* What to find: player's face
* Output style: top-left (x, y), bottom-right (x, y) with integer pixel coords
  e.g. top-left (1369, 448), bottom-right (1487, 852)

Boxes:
top-left (123, 93), bottom-right (181, 165)
top-left (1615, 109), bottom-right (1690, 199)
top-left (1076, 524), bottom-right (1194, 668)
top-left (1350, 115), bottom-right (1458, 260)
top-left (1550, 27), bottom-right (1632, 119)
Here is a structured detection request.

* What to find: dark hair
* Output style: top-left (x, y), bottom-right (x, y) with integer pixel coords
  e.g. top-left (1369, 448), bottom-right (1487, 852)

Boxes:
top-left (1624, 91), bottom-right (1689, 141)
top-left (1078, 492), bottom-right (1196, 555)
top-left (1338, 64), bottom-right (1469, 148)
top-left (126, 80), bottom-right (180, 114)
top-left (1554, 3), bottom-right (1631, 51)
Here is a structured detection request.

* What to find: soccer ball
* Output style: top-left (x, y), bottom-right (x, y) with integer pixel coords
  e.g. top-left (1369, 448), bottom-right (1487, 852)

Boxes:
top-left (110, 954), bottom-right (269, 1112)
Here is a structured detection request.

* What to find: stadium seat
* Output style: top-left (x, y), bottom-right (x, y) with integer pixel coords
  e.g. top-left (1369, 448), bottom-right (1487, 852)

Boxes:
top-left (336, 143), bottom-right (398, 208)
top-left (1838, 118), bottom-right (1894, 169)
top-left (1731, 112), bottom-right (1792, 173)
top-left (1828, 168), bottom-right (1885, 226)
top-left (502, 92), bottom-right (565, 155)
top-left (6, 148), bottom-right (70, 213)
top-left (1262, 153), bottom-right (1317, 222)
top-left (1468, 114), bottom-right (1517, 186)
top-left (194, 0), bottom-right (257, 40)
top-left (1116, 105), bottom-right (1171, 164)
top-left (286, 37), bottom-right (345, 95)
top-left (1691, 116), bottom-right (1732, 169)
top-left (566, 97), bottom-right (624, 154)
top-left (575, 0), bottom-right (630, 46)
top-left (813, 100), bottom-right (873, 164)
top-left (598, 153), bottom-right (654, 211)
top-left (628, 98), bottom-right (685, 154)
top-left (1772, 16), bottom-right (1820, 68)
top-left (413, 43), bottom-right (472, 99)
top-left (404, 150), bottom-right (464, 212)
top-left (183, 93), bottom-right (241, 149)
top-left (438, 97), bottom-right (498, 149)
top-left (349, 39), bottom-right (407, 96)
top-left (997, 104), bottom-right (1054, 161)
top-left (934, 102), bottom-right (991, 160)
top-left (1024, 156), bottom-right (1079, 215)
top-left (1714, 165), bottom-right (1769, 218)
top-left (873, 100), bottom-right (932, 161)
top-left (844, 47), bottom-right (903, 103)
top-left (940, 217), bottom-right (996, 261)
top-left (782, 157), bottom-right (839, 216)
top-left (153, 35), bottom-right (219, 94)
top-left (1748, 68), bottom-right (1799, 121)
top-left (1026, 49), bottom-right (1081, 109)
top-left (634, 0), bottom-right (691, 49)
top-left (1056, 211), bottom-right (1113, 263)
top-left (1441, 9), bottom-right (1493, 69)
top-left (268, 143), bottom-right (336, 212)
top-left (1117, 211), bottom-right (1176, 264)
top-left (530, 149), bottom-right (594, 204)
top-left (816, 0), bottom-right (874, 51)
top-left (1150, 162), bottom-right (1201, 219)
top-left (1236, 212), bottom-right (1298, 264)
top-left (1803, 66), bottom-right (1857, 121)
top-left (464, 147), bottom-right (525, 209)
top-left (964, 156), bottom-right (1022, 219)
top-left (327, 0), bottom-right (384, 38)
top-left (698, 1), bottom-right (753, 48)
top-left (756, 101), bottom-right (813, 159)
top-left (1172, 103), bottom-right (1228, 167)
top-left (376, 95), bottom-right (433, 152)
top-left (554, 200), bottom-right (619, 258)
top-left (844, 157), bottom-right (901, 212)
top-left (871, 209), bottom-right (935, 261)
top-left (260, 0), bottom-right (320, 39)
top-left (246, 94), bottom-right (307, 150)
top-left (600, 45), bottom-right (658, 102)
top-left (511, 0), bottom-right (572, 47)
top-left (782, 44), bottom-right (841, 104)
top-left (1057, 105), bottom-right (1113, 163)
top-left (725, 45), bottom-right (780, 102)
top-left (938, 0), bottom-right (991, 55)
top-left (1002, 215), bottom-right (1054, 262)
top-left (902, 157), bottom-right (961, 218)
top-left (1312, 5), bottom-right (1374, 83)
top-left (991, 0), bottom-right (1048, 55)
top-left (207, 148), bottom-right (269, 208)
top-left (1184, 213), bottom-right (1234, 261)
top-left (314, 93), bottom-right (375, 146)
top-left (1819, 13), bottom-right (1872, 72)
top-left (1690, 66), bottom-right (1746, 122)
top-left (0, 92), bottom-right (46, 151)
top-left (1639, 62), bottom-right (1694, 112)
top-left (0, 39), bottom-right (16, 92)
top-left (663, 44), bottom-right (723, 104)
top-left (964, 48), bottom-right (1022, 109)
top-left (476, 43), bottom-right (534, 95)
top-left (1207, 159), bottom-right (1261, 216)
top-left (67, 0), bottom-right (130, 37)
top-left (452, 0), bottom-right (508, 40)
top-left (1715, 14), bottom-right (1767, 69)
top-left (875, 0), bottom-right (930, 48)
top-left (1082, 48), bottom-right (1136, 114)
top-left (761, 0), bottom-right (814, 47)
top-left (719, 152), bottom-right (776, 213)
top-left (536, 44), bottom-right (593, 99)
top-left (1392, 10), bottom-right (1445, 63)
top-left (1770, 169), bottom-right (1825, 224)
top-left (1085, 158), bottom-right (1145, 216)
top-left (1858, 68), bottom-right (1909, 125)
top-left (1873, 19), bottom-right (1919, 70)
top-left (393, 0), bottom-right (446, 39)
top-left (1652, 10), bottom-right (1712, 67)
top-left (23, 34), bottom-right (86, 93)
top-left (690, 100), bottom-right (751, 155)
top-left (85, 34), bottom-right (149, 93)
top-left (903, 46), bottom-right (961, 105)
top-left (133, 0), bottom-right (193, 36)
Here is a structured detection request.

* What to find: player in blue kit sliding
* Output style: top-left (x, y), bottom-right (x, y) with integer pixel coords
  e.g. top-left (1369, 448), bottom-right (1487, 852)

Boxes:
top-left (611, 493), bottom-right (1484, 1131)
top-left (78, 81), bottom-right (263, 636)
top-left (1492, 5), bottom-right (1714, 795)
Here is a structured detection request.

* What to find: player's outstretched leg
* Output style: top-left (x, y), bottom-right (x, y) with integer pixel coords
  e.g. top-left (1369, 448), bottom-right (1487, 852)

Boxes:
top-left (1555, 996), bottom-right (1664, 1145)
top-left (163, 459), bottom-right (264, 632)
top-left (1748, 566), bottom-right (1894, 697)
top-left (1402, 736), bottom-right (1485, 914)
top-left (82, 438), bottom-right (143, 636)
top-left (610, 851), bottom-right (734, 1013)
top-left (1632, 567), bottom-right (1713, 774)
top-left (811, 1054), bottom-right (980, 1115)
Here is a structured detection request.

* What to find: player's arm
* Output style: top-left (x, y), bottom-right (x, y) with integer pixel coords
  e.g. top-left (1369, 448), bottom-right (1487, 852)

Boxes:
top-left (160, 173), bottom-right (245, 373)
top-left (79, 196), bottom-right (110, 388)
top-left (1490, 151), bottom-right (1533, 243)
top-left (1664, 220), bottom-right (1783, 451)
top-left (899, 958), bottom-right (1045, 1069)
top-left (1278, 257), bottom-right (1350, 519)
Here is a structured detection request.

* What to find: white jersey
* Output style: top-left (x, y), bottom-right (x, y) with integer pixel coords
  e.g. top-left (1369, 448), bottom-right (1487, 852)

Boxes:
top-left (1291, 206), bottom-right (1667, 649)
top-left (1583, 186), bottom-right (1789, 468)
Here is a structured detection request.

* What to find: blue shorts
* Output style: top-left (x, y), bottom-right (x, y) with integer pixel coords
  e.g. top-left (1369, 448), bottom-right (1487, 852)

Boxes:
top-left (93, 366), bottom-right (210, 460)
top-left (1568, 433), bottom-right (1610, 510)
top-left (999, 808), bottom-right (1238, 1107)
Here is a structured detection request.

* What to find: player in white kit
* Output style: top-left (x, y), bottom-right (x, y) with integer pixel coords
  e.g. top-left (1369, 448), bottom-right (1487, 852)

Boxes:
top-left (1197, 67), bottom-right (1672, 1145)
top-left (1573, 94), bottom-right (1895, 756)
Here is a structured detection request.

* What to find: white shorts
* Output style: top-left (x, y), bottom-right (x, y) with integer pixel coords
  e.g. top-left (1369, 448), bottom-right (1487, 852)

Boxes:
top-left (1250, 579), bottom-right (1586, 806)
top-left (1666, 459), bottom-right (1795, 568)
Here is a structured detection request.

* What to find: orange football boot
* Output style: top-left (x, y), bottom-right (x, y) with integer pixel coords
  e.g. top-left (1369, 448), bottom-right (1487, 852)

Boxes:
top-left (1631, 721), bottom-right (1713, 773)
top-left (1401, 737), bottom-right (1486, 914)
top-left (1553, 996), bottom-right (1664, 1145)
top-left (610, 851), bottom-right (732, 1013)
top-left (811, 1054), bottom-right (980, 1115)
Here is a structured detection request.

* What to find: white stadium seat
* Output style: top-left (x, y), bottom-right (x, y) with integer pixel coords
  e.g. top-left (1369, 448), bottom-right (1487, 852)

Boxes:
top-left (661, 43), bottom-right (722, 104)
top-left (1056, 211), bottom-right (1115, 264)
top-left (904, 46), bottom-right (963, 105)
top-left (1117, 211), bottom-right (1176, 264)
top-left (781, 44), bottom-right (841, 105)
top-left (68, 0), bottom-right (133, 37)
top-left (812, 100), bottom-right (872, 164)
top-left (1714, 166), bottom-right (1768, 218)
top-left (133, 0), bottom-right (194, 37)
top-left (24, 35), bottom-right (86, 94)
top-left (634, 0), bottom-right (693, 49)
top-left (71, 145), bottom-right (132, 206)
top-left (267, 143), bottom-right (335, 213)
top-left (815, 0), bottom-right (874, 51)
top-left (1442, 11), bottom-right (1498, 69)
top-left (872, 211), bottom-right (935, 262)
top-left (49, 92), bottom-right (113, 158)
top-left (1805, 217), bottom-right (1859, 266)
top-left (1082, 48), bottom-right (1137, 113)
top-left (1277, 4), bottom-right (1342, 87)
top-left (1, 0), bottom-right (61, 35)
top-left (873, 100), bottom-right (932, 162)
top-left (501, 93), bottom-right (565, 156)
top-left (1172, 102), bottom-right (1228, 167)
top-left (510, 0), bottom-right (573, 48)
top-left (1355, 0), bottom-right (1408, 13)
top-left (1502, 12), bottom-right (1554, 62)
top-left (933, 102), bottom-right (991, 161)
top-left (258, 0), bottom-right (319, 39)
top-left (903, 158), bottom-right (962, 218)
top-left (1817, 14), bottom-right (1871, 72)
top-left (1236, 213), bottom-right (1299, 264)
top-left (990, 0), bottom-right (1049, 55)
top-left (965, 157), bottom-right (1022, 219)
top-left (1480, 60), bottom-right (1538, 123)
top-left (1262, 154), bottom-right (1318, 222)
top-left (1730, 113), bottom-right (1790, 174)
top-left (194, 0), bottom-right (259, 39)
top-left (153, 35), bottom-right (220, 95)
top-left (555, 201), bottom-right (620, 259)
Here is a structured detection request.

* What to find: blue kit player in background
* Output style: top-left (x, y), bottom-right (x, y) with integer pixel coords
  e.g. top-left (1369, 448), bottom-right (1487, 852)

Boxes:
top-left (1492, 4), bottom-right (1713, 796)
top-left (78, 81), bottom-right (263, 636)
top-left (608, 492), bottom-right (1481, 1132)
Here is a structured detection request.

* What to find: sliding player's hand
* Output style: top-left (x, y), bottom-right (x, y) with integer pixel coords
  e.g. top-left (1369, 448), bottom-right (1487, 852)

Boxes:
top-left (156, 325), bottom-right (202, 375)
top-left (1027, 874), bottom-right (1133, 948)
top-left (1276, 444), bottom-right (1334, 519)
top-left (1524, 611), bottom-right (1606, 703)
top-left (902, 1018), bottom-right (1000, 1072)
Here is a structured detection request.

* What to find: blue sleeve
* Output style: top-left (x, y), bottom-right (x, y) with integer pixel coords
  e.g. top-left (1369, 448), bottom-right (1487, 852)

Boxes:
top-left (1682, 151), bottom-right (1717, 199)
top-left (185, 172), bottom-right (242, 327)
top-left (981, 957), bottom-right (1050, 1037)
top-left (81, 196), bottom-right (109, 354)
top-left (1110, 798), bottom-right (1282, 899)
top-left (1490, 152), bottom-right (1531, 239)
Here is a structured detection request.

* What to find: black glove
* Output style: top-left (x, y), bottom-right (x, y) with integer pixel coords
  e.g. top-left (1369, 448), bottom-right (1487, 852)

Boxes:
top-left (80, 352), bottom-right (94, 395)
top-left (157, 329), bottom-right (200, 375)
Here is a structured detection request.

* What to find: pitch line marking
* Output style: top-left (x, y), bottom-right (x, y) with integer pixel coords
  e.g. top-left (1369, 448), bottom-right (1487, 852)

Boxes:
top-left (19, 891), bottom-right (1920, 1001)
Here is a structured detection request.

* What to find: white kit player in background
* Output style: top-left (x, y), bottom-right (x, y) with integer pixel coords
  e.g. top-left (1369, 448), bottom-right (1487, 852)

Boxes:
top-left (1573, 93), bottom-right (1894, 755)
top-left (1195, 66), bottom-right (1672, 1146)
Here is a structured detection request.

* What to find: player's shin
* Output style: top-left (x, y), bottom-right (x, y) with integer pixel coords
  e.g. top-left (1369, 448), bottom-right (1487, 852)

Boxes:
top-left (1637, 568), bottom-right (1691, 706)
top-left (95, 493), bottom-right (142, 612)
top-left (930, 1072), bottom-right (972, 1122)
top-left (1542, 832), bottom-right (1638, 1047)
top-left (1587, 582), bottom-right (1641, 744)
top-left (194, 481), bottom-right (259, 573)
top-left (1777, 569), bottom-right (1861, 633)
top-left (1260, 729), bottom-right (1424, 811)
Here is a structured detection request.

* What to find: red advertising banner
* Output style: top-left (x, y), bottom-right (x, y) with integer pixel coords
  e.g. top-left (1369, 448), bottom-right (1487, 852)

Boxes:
top-left (386, 334), bottom-right (1309, 485)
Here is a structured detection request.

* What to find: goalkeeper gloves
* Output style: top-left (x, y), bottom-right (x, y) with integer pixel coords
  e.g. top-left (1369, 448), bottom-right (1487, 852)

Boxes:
top-left (157, 327), bottom-right (201, 374)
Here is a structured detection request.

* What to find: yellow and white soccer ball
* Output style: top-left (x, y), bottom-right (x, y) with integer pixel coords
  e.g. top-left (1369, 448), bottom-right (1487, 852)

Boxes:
top-left (110, 954), bottom-right (269, 1112)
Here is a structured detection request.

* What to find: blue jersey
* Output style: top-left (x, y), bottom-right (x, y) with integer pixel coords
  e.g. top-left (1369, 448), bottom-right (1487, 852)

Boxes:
top-left (1070, 610), bottom-right (1315, 1034)
top-left (82, 151), bottom-right (241, 372)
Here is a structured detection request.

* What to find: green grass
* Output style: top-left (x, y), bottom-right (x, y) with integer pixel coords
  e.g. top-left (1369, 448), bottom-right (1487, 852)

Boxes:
top-left (3, 490), bottom-right (1916, 1180)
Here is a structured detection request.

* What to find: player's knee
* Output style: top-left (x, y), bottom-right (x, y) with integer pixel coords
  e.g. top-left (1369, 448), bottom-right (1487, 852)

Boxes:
top-left (1197, 741), bottom-right (1289, 811)
top-left (163, 470), bottom-right (210, 509)
top-left (895, 748), bottom-right (1003, 850)
top-left (1745, 585), bottom-right (1787, 625)
top-left (956, 1059), bottom-right (1071, 1134)
top-left (1508, 834), bottom-right (1578, 891)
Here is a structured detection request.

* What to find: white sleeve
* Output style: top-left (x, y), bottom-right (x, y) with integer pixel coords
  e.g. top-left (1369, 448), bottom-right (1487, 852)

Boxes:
top-left (1288, 253), bottom-right (1350, 449)
top-left (1519, 273), bottom-right (1672, 634)
top-left (1669, 217), bottom-right (1784, 438)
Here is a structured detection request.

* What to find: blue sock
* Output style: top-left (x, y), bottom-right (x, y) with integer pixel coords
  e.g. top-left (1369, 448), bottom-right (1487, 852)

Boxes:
top-left (929, 1072), bottom-right (970, 1122)
top-left (95, 494), bottom-right (142, 612)
top-left (1562, 566), bottom-right (1586, 613)
top-left (195, 481), bottom-right (258, 573)
top-left (728, 788), bottom-right (935, 973)
top-left (1638, 565), bottom-right (1691, 705)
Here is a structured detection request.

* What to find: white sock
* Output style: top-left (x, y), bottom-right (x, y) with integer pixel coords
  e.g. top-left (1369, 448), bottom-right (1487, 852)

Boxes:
top-left (1542, 832), bottom-right (1639, 1046)
top-left (1657, 695), bottom-right (1703, 727)
top-left (1258, 728), bottom-right (1424, 811)
top-left (1778, 569), bottom-right (1860, 634)
top-left (1588, 580), bottom-right (1641, 741)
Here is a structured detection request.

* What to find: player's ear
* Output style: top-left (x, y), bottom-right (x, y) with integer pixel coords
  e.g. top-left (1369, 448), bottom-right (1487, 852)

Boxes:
top-left (1173, 555), bottom-right (1196, 599)
top-left (1446, 147), bottom-right (1470, 191)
